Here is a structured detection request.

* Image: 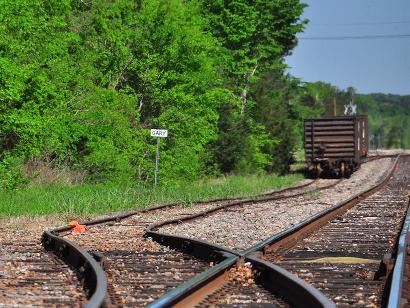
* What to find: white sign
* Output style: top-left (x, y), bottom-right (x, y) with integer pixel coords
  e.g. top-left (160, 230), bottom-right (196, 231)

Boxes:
top-left (151, 129), bottom-right (168, 138)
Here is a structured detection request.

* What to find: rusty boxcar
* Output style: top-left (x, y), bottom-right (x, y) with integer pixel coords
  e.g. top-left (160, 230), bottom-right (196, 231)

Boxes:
top-left (304, 115), bottom-right (368, 177)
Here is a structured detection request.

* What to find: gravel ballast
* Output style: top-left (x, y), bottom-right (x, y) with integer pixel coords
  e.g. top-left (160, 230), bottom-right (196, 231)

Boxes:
top-left (62, 201), bottom-right (236, 306)
top-left (0, 155), bottom-right (398, 306)
top-left (0, 221), bottom-right (85, 307)
top-left (159, 157), bottom-right (396, 251)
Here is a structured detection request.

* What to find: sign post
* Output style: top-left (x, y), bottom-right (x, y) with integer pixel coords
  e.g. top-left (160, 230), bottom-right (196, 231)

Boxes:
top-left (150, 129), bottom-right (168, 188)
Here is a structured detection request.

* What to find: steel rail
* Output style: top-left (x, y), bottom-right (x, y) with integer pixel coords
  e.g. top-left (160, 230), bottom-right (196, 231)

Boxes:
top-left (245, 254), bottom-right (335, 308)
top-left (39, 154), bottom-right (393, 307)
top-left (38, 177), bottom-right (320, 307)
top-left (244, 155), bottom-right (400, 256)
top-left (41, 230), bottom-right (109, 308)
top-left (185, 177), bottom-right (318, 202)
top-left (149, 155), bottom-right (399, 307)
top-left (387, 199), bottom-right (410, 308)
top-left (145, 231), bottom-right (239, 261)
top-left (261, 178), bottom-right (315, 195)
top-left (146, 178), bottom-right (342, 236)
top-left (150, 252), bottom-right (335, 308)
top-left (148, 255), bottom-right (238, 308)
top-left (148, 247), bottom-right (336, 307)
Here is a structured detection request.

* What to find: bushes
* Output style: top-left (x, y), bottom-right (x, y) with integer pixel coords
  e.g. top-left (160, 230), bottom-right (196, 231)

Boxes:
top-left (0, 173), bottom-right (304, 216)
top-left (0, 0), bottom-right (307, 190)
top-left (0, 156), bottom-right (28, 190)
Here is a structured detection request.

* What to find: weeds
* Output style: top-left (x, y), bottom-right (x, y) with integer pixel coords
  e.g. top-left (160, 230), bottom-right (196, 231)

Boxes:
top-left (0, 173), bottom-right (304, 217)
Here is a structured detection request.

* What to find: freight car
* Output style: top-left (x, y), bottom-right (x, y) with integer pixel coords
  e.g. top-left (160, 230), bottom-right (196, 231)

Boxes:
top-left (304, 115), bottom-right (368, 177)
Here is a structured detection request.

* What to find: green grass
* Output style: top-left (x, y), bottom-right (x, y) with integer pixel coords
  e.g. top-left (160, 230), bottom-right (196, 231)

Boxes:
top-left (290, 149), bottom-right (307, 172)
top-left (0, 173), bottom-right (304, 217)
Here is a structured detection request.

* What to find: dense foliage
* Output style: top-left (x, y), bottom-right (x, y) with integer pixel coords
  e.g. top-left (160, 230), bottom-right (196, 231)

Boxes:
top-left (0, 0), bottom-right (308, 189)
top-left (1, 0), bottom-right (407, 191)
top-left (355, 93), bottom-right (410, 149)
top-left (203, 0), bottom-right (306, 174)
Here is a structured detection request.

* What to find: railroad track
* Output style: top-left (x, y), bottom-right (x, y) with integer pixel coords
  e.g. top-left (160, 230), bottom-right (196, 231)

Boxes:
top-left (39, 173), bottom-right (339, 306)
top-left (44, 203), bottom-right (230, 306)
top-left (36, 155), bottom-right (406, 307)
top-left (149, 155), bottom-right (409, 307)
top-left (41, 180), bottom-right (312, 306)
top-left (262, 155), bottom-right (410, 306)
top-left (150, 157), bottom-right (394, 252)
top-left (1, 231), bottom-right (85, 307)
top-left (148, 178), bottom-right (344, 251)
top-left (385, 173), bottom-right (410, 307)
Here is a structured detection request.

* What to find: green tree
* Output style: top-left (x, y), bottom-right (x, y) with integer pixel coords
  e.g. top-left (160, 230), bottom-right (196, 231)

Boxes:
top-left (0, 0), bottom-right (311, 189)
top-left (202, 0), bottom-right (307, 173)
top-left (124, 0), bottom-right (225, 183)
top-left (0, 0), bottom-right (228, 187)
top-left (356, 93), bottom-right (410, 149)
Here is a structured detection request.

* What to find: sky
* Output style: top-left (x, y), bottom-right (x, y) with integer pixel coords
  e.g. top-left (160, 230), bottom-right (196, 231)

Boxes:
top-left (285, 0), bottom-right (410, 95)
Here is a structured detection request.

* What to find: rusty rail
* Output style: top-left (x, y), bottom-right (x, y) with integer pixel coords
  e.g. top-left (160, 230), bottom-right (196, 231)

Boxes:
top-left (246, 254), bottom-right (335, 308)
top-left (41, 229), bottom-right (108, 308)
top-left (39, 178), bottom-right (320, 306)
top-left (150, 155), bottom-right (400, 307)
top-left (387, 199), bottom-right (410, 308)
top-left (244, 155), bottom-right (399, 256)
top-left (145, 179), bottom-right (342, 239)
top-left (39, 155), bottom-right (398, 307)
top-left (148, 255), bottom-right (239, 308)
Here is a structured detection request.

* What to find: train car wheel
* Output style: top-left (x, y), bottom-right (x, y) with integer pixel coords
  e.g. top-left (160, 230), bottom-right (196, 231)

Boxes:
top-left (340, 162), bottom-right (346, 178)
top-left (315, 163), bottom-right (322, 178)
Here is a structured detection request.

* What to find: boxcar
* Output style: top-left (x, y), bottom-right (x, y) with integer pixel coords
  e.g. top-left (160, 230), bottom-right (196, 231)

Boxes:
top-left (304, 115), bottom-right (368, 177)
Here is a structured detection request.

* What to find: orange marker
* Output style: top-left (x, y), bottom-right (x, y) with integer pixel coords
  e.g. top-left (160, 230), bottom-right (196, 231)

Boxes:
top-left (69, 220), bottom-right (87, 233)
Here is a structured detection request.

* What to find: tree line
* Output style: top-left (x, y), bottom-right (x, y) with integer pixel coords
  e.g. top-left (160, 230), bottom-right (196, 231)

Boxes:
top-left (298, 81), bottom-right (410, 150)
top-left (1, 0), bottom-right (408, 190)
